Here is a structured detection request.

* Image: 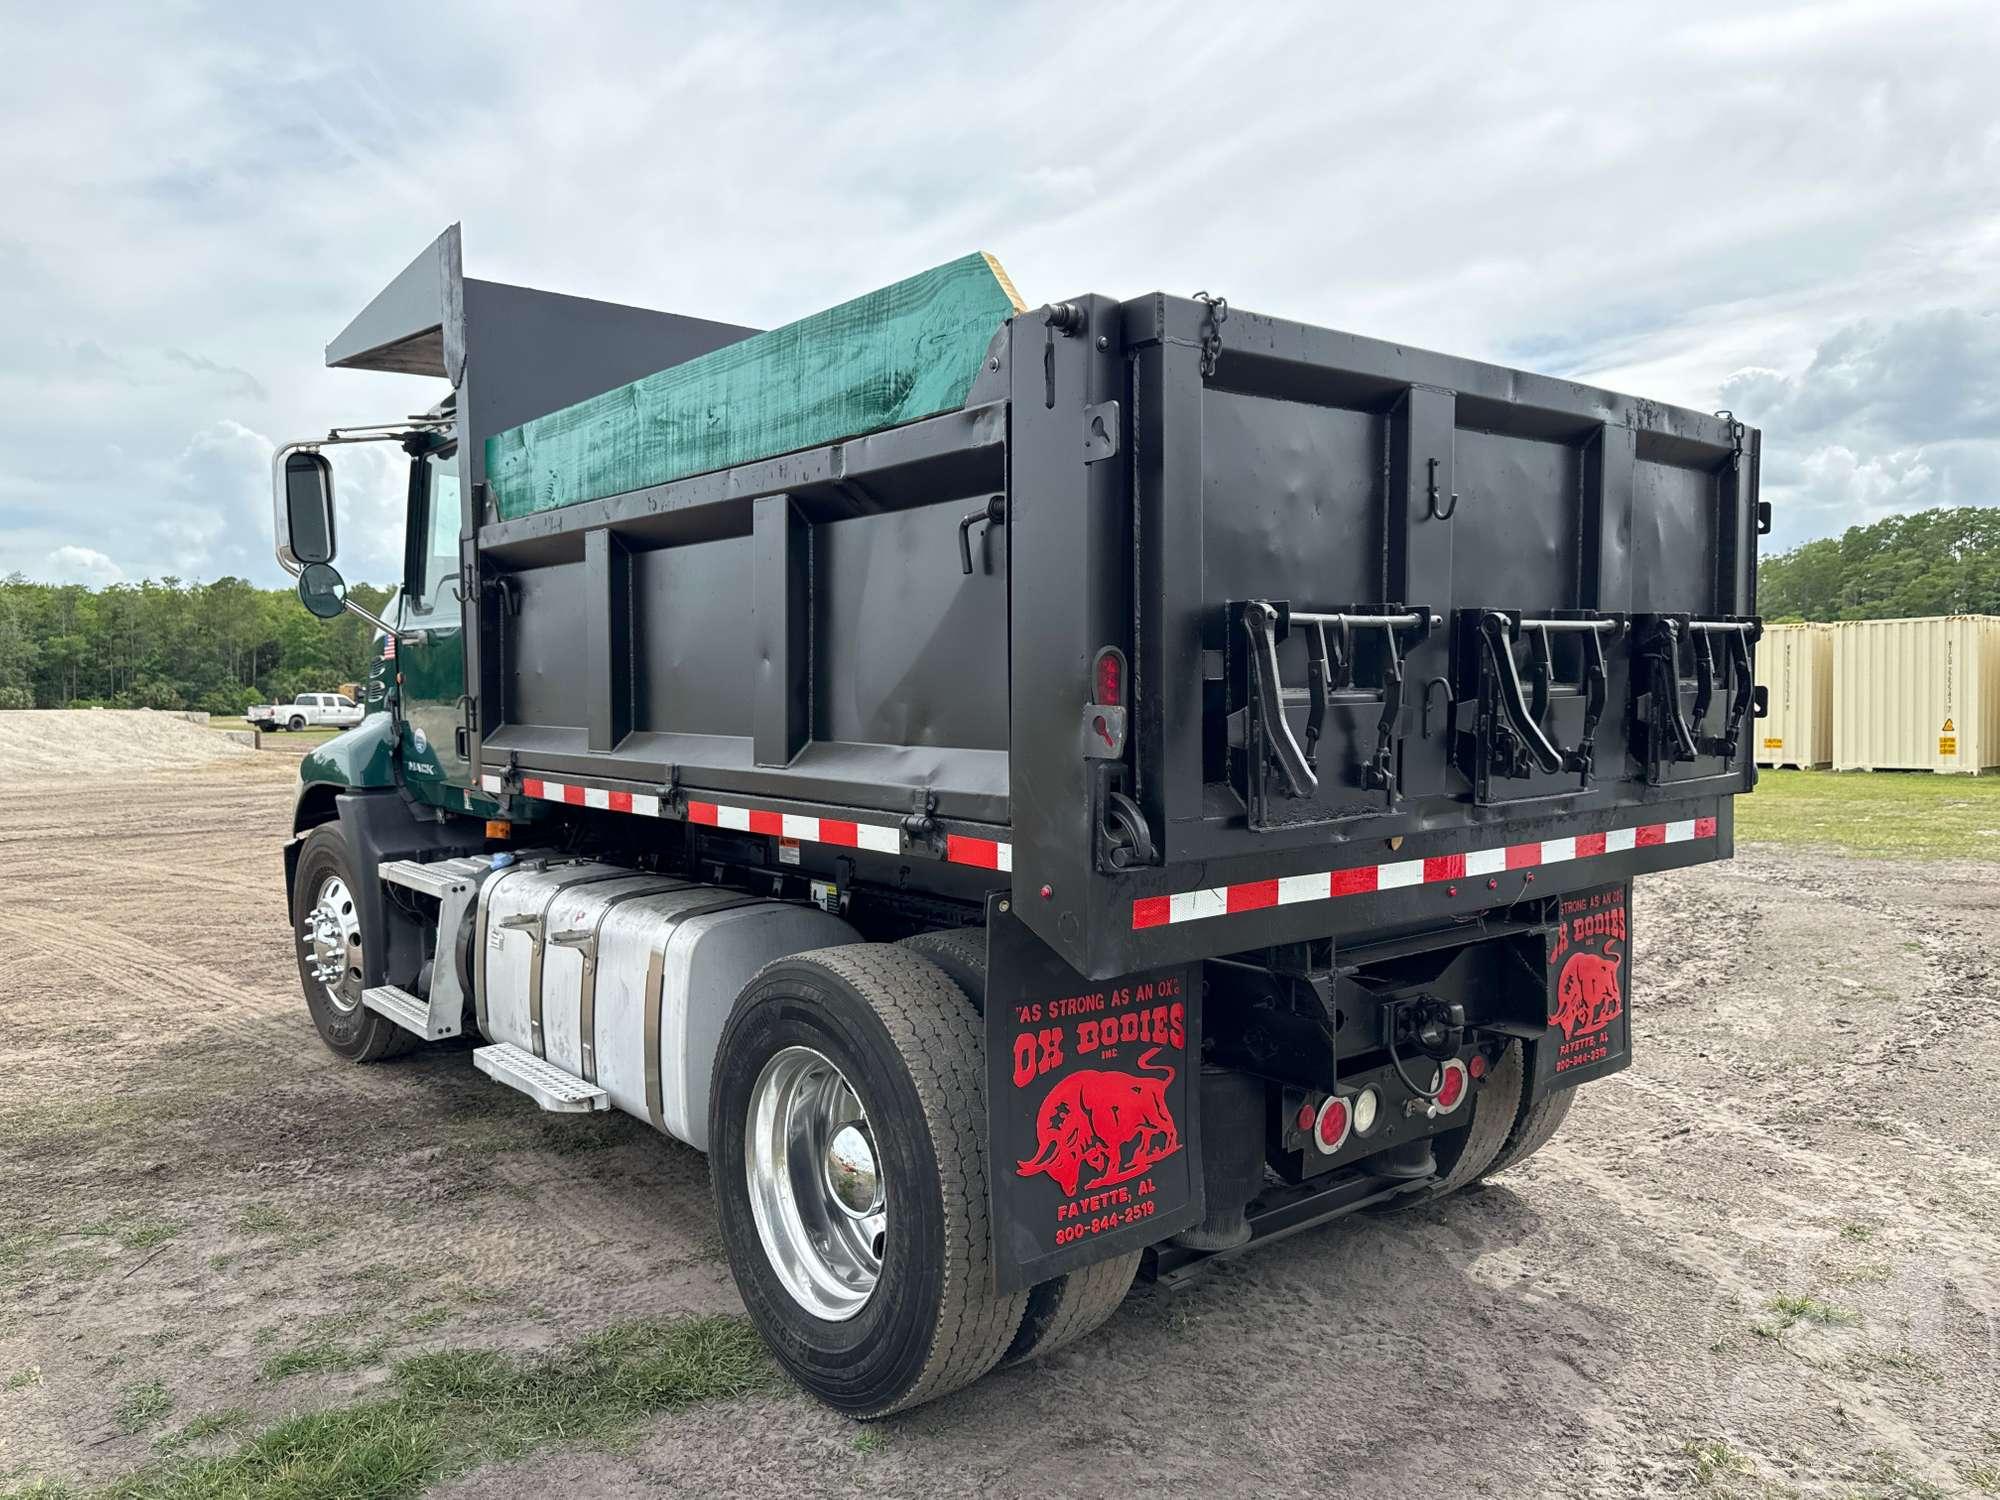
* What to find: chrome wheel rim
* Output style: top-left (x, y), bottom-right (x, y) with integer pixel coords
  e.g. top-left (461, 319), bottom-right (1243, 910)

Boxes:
top-left (302, 874), bottom-right (364, 1014)
top-left (745, 1046), bottom-right (885, 1322)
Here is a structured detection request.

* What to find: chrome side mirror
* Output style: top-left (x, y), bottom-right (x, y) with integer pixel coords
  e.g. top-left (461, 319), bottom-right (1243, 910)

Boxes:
top-left (297, 561), bottom-right (349, 619)
top-left (282, 450), bottom-right (336, 565)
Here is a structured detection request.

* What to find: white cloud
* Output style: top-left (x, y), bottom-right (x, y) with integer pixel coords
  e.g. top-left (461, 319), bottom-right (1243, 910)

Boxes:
top-left (0, 0), bottom-right (1996, 583)
top-left (45, 545), bottom-right (124, 586)
top-left (1715, 310), bottom-right (2000, 547)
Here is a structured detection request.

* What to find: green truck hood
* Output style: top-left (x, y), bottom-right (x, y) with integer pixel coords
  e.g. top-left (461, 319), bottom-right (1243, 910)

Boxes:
top-left (298, 712), bottom-right (400, 791)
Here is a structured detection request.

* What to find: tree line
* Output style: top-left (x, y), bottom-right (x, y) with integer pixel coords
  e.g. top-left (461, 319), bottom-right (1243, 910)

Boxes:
top-left (1758, 507), bottom-right (2000, 622)
top-left (0, 574), bottom-right (390, 714)
top-left (2, 506), bottom-right (1995, 711)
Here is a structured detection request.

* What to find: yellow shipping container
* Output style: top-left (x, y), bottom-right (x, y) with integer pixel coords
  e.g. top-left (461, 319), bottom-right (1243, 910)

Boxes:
top-left (1832, 615), bottom-right (2000, 773)
top-left (1755, 624), bottom-right (1833, 768)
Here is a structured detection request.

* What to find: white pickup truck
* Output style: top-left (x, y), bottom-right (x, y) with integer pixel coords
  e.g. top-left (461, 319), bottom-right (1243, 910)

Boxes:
top-left (246, 692), bottom-right (364, 732)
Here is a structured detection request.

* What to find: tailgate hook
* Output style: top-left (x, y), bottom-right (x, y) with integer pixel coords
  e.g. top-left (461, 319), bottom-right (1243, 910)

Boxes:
top-left (1628, 614), bottom-right (1768, 784)
top-left (957, 495), bottom-right (1006, 575)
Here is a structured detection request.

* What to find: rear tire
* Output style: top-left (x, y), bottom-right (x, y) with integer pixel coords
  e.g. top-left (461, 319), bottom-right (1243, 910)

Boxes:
top-left (1479, 1081), bottom-right (1576, 1181)
top-left (897, 928), bottom-right (1142, 1365)
top-left (895, 928), bottom-right (986, 1012)
top-left (291, 822), bottom-right (409, 1063)
top-left (287, 715), bottom-right (305, 731)
top-left (1372, 1041), bottom-right (1525, 1211)
top-left (1001, 1246), bottom-right (1140, 1367)
top-left (709, 945), bottom-right (1029, 1417)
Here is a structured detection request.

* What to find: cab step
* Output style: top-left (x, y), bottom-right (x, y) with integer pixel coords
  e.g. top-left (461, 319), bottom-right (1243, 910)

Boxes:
top-left (362, 984), bottom-right (461, 1041)
top-left (472, 1043), bottom-right (609, 1113)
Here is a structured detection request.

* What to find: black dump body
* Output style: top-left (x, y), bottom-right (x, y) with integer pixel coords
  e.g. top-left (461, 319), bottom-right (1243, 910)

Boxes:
top-left (462, 290), bottom-right (1760, 982)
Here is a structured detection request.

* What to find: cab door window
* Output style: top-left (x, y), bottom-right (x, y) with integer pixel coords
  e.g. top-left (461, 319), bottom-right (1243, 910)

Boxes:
top-left (406, 447), bottom-right (462, 624)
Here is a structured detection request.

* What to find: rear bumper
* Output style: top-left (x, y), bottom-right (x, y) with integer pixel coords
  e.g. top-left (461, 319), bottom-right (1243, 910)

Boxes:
top-left (1084, 797), bottom-right (1729, 977)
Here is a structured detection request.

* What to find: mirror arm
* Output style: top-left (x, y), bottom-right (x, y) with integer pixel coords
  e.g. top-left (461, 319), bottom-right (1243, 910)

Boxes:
top-left (271, 428), bottom-right (441, 635)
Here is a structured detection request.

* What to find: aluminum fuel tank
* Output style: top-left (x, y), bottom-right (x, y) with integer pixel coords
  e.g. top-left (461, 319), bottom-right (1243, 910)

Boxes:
top-left (475, 860), bottom-right (856, 1149)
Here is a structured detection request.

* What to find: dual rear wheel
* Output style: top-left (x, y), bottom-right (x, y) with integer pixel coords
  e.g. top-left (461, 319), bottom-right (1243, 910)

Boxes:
top-left (1374, 1040), bottom-right (1577, 1212)
top-left (708, 940), bottom-right (1142, 1417)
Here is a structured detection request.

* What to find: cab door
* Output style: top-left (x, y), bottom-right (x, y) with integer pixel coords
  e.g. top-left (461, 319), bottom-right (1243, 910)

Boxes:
top-left (396, 441), bottom-right (471, 800)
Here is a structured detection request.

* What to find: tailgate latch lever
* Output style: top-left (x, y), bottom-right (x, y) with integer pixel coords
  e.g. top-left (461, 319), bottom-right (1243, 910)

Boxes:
top-left (1241, 602), bottom-right (1434, 809)
top-left (1690, 620), bottom-right (1761, 760)
top-left (1467, 612), bottom-right (1624, 795)
top-left (1242, 602), bottom-right (1319, 800)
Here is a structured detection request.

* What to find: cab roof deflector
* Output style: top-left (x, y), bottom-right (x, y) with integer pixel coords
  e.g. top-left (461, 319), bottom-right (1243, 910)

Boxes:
top-left (326, 224), bottom-right (465, 382)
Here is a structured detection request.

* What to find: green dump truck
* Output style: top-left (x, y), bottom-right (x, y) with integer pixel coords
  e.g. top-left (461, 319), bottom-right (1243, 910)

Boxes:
top-left (272, 225), bottom-right (1762, 1415)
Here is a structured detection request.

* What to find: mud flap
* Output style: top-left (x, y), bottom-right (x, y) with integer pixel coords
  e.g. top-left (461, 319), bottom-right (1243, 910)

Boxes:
top-left (1536, 880), bottom-right (1634, 1093)
top-left (984, 896), bottom-right (1203, 1295)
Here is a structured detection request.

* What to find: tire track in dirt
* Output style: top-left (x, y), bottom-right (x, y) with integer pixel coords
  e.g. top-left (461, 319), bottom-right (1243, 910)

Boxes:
top-left (6, 909), bottom-right (304, 1062)
top-left (1607, 1068), bottom-right (2000, 1217)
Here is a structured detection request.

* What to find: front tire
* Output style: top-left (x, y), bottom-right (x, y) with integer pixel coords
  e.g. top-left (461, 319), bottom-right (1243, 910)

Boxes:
top-left (290, 822), bottom-right (408, 1063)
top-left (709, 945), bottom-right (1028, 1417)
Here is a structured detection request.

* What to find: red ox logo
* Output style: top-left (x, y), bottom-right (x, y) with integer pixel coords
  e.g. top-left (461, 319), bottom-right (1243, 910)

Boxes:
top-left (1016, 1047), bottom-right (1181, 1198)
top-left (1553, 944), bottom-right (1623, 1040)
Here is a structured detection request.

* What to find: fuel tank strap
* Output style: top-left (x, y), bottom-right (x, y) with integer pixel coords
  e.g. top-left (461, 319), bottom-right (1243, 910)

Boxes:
top-left (525, 871), bottom-right (648, 1058)
top-left (562, 882), bottom-right (699, 1084)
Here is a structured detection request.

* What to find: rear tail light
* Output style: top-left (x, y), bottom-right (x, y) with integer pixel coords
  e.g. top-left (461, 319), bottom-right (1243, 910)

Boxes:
top-left (1312, 1095), bottom-right (1352, 1155)
top-left (1434, 1058), bottom-right (1470, 1114)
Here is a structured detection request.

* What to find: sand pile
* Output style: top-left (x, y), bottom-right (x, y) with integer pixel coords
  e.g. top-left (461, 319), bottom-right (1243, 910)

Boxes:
top-left (0, 709), bottom-right (259, 777)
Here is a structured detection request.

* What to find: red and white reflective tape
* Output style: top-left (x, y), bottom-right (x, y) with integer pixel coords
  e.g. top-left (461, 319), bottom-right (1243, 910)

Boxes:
top-left (1131, 816), bottom-right (1716, 931)
top-left (481, 773), bottom-right (667, 817)
top-left (685, 798), bottom-right (902, 855)
top-left (481, 774), bottom-right (1012, 870)
top-left (943, 834), bottom-right (1012, 872)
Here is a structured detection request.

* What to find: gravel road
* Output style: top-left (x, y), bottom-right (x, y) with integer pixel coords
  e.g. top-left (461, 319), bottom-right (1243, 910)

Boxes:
top-left (1, 752), bottom-right (1994, 1498)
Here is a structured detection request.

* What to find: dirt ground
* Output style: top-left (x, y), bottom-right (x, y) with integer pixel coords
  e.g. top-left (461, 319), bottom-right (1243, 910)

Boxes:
top-left (2, 748), bottom-right (1996, 1498)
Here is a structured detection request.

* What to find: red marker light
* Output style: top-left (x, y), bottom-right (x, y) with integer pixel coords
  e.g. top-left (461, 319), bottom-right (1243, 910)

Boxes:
top-left (1296, 1103), bottom-right (1316, 1133)
top-left (1467, 1053), bottom-right (1487, 1080)
top-left (1313, 1096), bottom-right (1352, 1155)
top-left (1093, 646), bottom-right (1124, 707)
top-left (1435, 1059), bottom-right (1469, 1114)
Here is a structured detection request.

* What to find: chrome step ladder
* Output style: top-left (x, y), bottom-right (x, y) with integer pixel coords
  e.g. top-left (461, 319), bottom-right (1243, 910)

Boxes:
top-left (360, 855), bottom-right (498, 1041)
top-left (472, 1043), bottom-right (609, 1112)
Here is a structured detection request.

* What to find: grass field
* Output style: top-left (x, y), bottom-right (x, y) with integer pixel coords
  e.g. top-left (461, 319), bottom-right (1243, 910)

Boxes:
top-left (0, 1318), bottom-right (770, 1500)
top-left (1739, 768), bottom-right (2000, 860)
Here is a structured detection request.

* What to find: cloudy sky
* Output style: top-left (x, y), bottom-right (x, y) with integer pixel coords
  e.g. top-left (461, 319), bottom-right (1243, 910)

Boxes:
top-left (3, 0), bottom-right (1995, 589)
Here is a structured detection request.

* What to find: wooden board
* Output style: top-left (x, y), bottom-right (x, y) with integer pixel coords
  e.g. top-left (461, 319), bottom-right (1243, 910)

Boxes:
top-left (484, 252), bottom-right (1025, 520)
